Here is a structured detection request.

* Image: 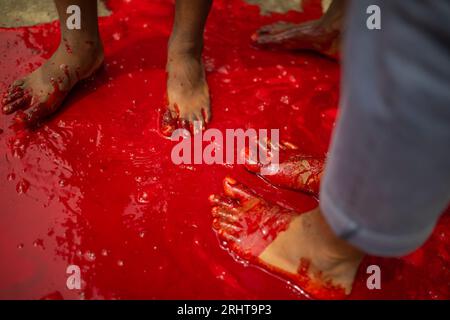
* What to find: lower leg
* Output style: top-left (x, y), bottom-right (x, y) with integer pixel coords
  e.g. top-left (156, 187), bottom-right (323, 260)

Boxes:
top-left (319, 0), bottom-right (347, 32)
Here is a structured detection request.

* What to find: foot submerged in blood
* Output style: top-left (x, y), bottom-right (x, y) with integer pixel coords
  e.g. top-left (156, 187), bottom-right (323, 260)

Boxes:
top-left (209, 177), bottom-right (362, 299)
top-left (243, 141), bottom-right (325, 196)
top-left (160, 51), bottom-right (210, 137)
top-left (209, 177), bottom-right (295, 259)
top-left (1, 39), bottom-right (103, 127)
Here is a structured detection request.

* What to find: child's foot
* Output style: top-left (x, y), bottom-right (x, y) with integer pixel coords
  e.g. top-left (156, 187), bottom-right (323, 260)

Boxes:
top-left (209, 177), bottom-right (363, 299)
top-left (162, 48), bottom-right (210, 136)
top-left (252, 20), bottom-right (340, 59)
top-left (244, 141), bottom-right (325, 196)
top-left (1, 38), bottom-right (103, 127)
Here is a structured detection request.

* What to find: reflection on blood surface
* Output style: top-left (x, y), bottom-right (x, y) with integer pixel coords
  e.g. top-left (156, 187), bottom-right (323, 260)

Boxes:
top-left (0, 0), bottom-right (449, 299)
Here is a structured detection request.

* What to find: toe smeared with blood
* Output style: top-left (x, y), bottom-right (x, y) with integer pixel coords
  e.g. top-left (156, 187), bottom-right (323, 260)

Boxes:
top-left (242, 140), bottom-right (325, 196)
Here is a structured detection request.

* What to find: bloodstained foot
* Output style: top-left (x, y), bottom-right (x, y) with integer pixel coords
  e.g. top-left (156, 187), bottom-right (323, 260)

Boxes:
top-left (1, 38), bottom-right (103, 127)
top-left (209, 177), bottom-right (363, 299)
top-left (252, 20), bottom-right (340, 59)
top-left (251, 0), bottom-right (345, 59)
top-left (210, 177), bottom-right (295, 259)
top-left (161, 51), bottom-right (210, 137)
top-left (244, 141), bottom-right (325, 196)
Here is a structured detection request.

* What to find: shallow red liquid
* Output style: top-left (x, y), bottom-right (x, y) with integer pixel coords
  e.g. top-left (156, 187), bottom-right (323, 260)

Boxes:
top-left (0, 0), bottom-right (449, 299)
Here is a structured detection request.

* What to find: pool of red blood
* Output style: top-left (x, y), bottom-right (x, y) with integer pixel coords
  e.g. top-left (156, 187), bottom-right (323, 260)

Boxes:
top-left (0, 0), bottom-right (449, 299)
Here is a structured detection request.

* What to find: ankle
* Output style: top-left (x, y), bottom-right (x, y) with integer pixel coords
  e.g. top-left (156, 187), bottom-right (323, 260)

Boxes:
top-left (166, 46), bottom-right (204, 78)
top-left (168, 36), bottom-right (203, 60)
top-left (318, 8), bottom-right (344, 33)
top-left (306, 209), bottom-right (363, 272)
top-left (60, 32), bottom-right (102, 52)
top-left (58, 38), bottom-right (103, 62)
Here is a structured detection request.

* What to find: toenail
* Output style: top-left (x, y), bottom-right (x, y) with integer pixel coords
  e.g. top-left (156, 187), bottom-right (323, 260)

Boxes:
top-left (212, 218), bottom-right (220, 229)
top-left (224, 177), bottom-right (236, 185)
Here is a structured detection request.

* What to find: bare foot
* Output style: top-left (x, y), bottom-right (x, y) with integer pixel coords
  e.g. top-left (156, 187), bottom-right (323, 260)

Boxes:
top-left (209, 177), bottom-right (363, 299)
top-left (252, 20), bottom-right (340, 59)
top-left (252, 0), bottom-right (345, 59)
top-left (1, 38), bottom-right (103, 127)
top-left (244, 141), bottom-right (325, 196)
top-left (161, 48), bottom-right (210, 136)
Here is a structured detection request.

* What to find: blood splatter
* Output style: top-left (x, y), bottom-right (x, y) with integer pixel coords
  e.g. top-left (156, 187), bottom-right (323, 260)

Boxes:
top-left (0, 0), bottom-right (448, 300)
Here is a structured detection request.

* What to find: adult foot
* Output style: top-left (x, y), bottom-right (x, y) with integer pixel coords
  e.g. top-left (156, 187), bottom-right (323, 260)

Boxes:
top-left (244, 141), bottom-right (325, 196)
top-left (252, 20), bottom-right (340, 59)
top-left (209, 177), bottom-right (363, 299)
top-left (1, 38), bottom-right (103, 127)
top-left (161, 43), bottom-right (210, 136)
top-left (252, 0), bottom-right (345, 59)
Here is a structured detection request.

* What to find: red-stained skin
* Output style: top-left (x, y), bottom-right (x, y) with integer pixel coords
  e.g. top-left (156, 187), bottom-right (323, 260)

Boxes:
top-left (243, 142), bottom-right (325, 196)
top-left (209, 177), bottom-right (346, 300)
top-left (0, 0), bottom-right (449, 300)
top-left (211, 178), bottom-right (295, 259)
top-left (253, 257), bottom-right (347, 300)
